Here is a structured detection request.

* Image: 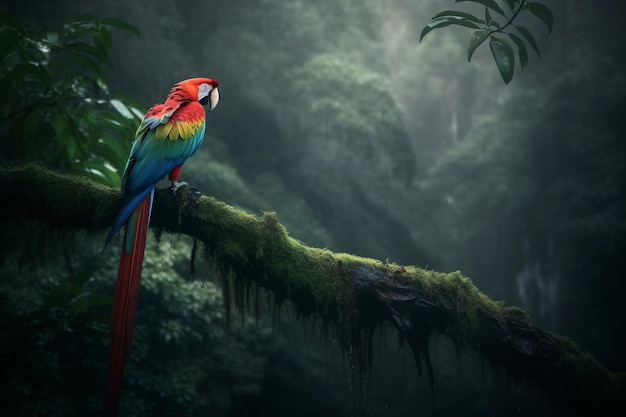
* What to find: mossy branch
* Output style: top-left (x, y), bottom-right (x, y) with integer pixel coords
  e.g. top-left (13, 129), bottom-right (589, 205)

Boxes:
top-left (1, 163), bottom-right (624, 416)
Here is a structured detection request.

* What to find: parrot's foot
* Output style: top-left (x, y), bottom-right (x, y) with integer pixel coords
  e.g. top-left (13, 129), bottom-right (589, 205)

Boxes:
top-left (170, 181), bottom-right (189, 194)
top-left (171, 181), bottom-right (202, 202)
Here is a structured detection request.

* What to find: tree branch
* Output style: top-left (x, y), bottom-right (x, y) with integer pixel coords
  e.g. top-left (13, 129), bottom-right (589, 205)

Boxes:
top-left (1, 163), bottom-right (624, 416)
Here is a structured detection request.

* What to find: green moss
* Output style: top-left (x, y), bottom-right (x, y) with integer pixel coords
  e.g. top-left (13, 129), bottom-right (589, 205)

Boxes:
top-left (192, 200), bottom-right (349, 309)
top-left (193, 198), bottom-right (509, 349)
top-left (505, 305), bottom-right (530, 317)
top-left (198, 201), bottom-right (511, 344)
top-left (335, 252), bottom-right (385, 268)
top-left (403, 269), bottom-right (507, 347)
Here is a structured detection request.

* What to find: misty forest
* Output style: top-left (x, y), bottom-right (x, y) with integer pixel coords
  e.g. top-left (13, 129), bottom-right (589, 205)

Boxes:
top-left (1, 1), bottom-right (625, 416)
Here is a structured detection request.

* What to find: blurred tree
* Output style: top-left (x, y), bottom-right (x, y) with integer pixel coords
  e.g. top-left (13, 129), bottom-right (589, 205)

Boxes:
top-left (414, 58), bottom-right (626, 370)
top-left (0, 230), bottom-right (288, 417)
top-left (0, 263), bottom-right (111, 416)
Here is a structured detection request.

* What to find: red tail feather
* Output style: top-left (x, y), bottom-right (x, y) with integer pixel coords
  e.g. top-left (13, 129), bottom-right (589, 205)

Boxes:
top-left (104, 195), bottom-right (151, 417)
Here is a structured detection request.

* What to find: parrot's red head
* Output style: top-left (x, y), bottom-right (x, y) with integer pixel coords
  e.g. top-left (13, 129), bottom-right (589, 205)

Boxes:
top-left (173, 77), bottom-right (219, 111)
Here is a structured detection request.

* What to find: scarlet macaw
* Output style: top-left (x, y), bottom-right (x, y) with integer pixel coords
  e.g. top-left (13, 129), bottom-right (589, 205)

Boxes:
top-left (103, 77), bottom-right (219, 417)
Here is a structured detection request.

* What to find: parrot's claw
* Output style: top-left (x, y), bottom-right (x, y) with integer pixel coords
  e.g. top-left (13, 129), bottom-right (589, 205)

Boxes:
top-left (188, 186), bottom-right (201, 197)
top-left (171, 181), bottom-right (202, 203)
top-left (170, 181), bottom-right (188, 194)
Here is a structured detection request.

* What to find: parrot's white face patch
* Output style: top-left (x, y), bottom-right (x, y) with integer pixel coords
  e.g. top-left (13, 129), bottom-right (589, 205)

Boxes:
top-left (198, 83), bottom-right (211, 102)
top-left (198, 83), bottom-right (219, 110)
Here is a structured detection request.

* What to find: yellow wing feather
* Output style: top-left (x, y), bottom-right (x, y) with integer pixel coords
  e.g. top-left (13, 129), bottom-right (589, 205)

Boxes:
top-left (168, 123), bottom-right (179, 141)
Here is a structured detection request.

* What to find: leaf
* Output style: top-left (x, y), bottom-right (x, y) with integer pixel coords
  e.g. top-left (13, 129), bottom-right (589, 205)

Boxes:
top-left (433, 10), bottom-right (485, 24)
top-left (99, 27), bottom-right (113, 55)
top-left (71, 270), bottom-right (93, 286)
top-left (102, 17), bottom-right (141, 37)
top-left (485, 6), bottom-right (501, 30)
top-left (76, 102), bottom-right (94, 123)
top-left (67, 135), bottom-right (79, 160)
top-left (78, 293), bottom-right (112, 307)
top-left (507, 32), bottom-right (528, 69)
top-left (503, 0), bottom-right (517, 11)
top-left (74, 38), bottom-right (107, 63)
top-left (99, 116), bottom-right (130, 136)
top-left (456, 0), bottom-right (505, 17)
top-left (67, 15), bottom-right (99, 36)
top-left (51, 111), bottom-right (69, 144)
top-left (489, 36), bottom-right (515, 84)
top-left (83, 162), bottom-right (121, 187)
top-left (129, 107), bottom-right (145, 120)
top-left (72, 14), bottom-right (98, 25)
top-left (485, 7), bottom-right (494, 25)
top-left (66, 51), bottom-right (106, 80)
top-left (21, 106), bottom-right (49, 137)
top-left (514, 25), bottom-right (542, 60)
top-left (72, 295), bottom-right (90, 314)
top-left (98, 132), bottom-right (128, 156)
top-left (113, 92), bottom-right (145, 110)
top-left (44, 285), bottom-right (72, 308)
top-left (420, 17), bottom-right (483, 41)
top-left (467, 29), bottom-right (492, 62)
top-left (524, 2), bottom-right (553, 33)
top-left (110, 99), bottom-right (134, 119)
top-left (46, 31), bottom-right (59, 45)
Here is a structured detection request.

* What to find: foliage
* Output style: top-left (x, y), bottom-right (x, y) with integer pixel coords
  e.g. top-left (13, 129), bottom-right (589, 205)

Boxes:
top-left (0, 232), bottom-right (281, 417)
top-left (420, 0), bottom-right (554, 84)
top-left (0, 12), bottom-right (143, 186)
top-left (97, 237), bottom-right (228, 416)
top-left (0, 260), bottom-right (112, 416)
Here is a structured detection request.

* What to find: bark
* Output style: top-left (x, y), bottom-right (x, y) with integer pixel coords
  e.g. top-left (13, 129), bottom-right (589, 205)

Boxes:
top-left (1, 163), bottom-right (624, 416)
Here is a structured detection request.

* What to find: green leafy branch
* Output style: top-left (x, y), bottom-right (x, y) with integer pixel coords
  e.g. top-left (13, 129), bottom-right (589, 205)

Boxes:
top-left (0, 12), bottom-right (143, 186)
top-left (420, 0), bottom-right (554, 84)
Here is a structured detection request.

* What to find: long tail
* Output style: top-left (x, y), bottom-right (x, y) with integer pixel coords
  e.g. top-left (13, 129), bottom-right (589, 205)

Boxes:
top-left (104, 190), bottom-right (154, 417)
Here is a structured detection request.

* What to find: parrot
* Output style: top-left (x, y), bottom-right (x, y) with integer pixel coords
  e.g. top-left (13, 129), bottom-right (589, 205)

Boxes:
top-left (102, 77), bottom-right (219, 417)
